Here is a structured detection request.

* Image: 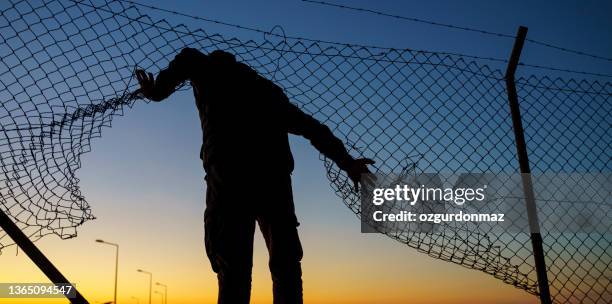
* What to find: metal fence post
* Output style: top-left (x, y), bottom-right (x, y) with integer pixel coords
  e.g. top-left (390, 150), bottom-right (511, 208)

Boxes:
top-left (504, 26), bottom-right (553, 304)
top-left (0, 210), bottom-right (89, 304)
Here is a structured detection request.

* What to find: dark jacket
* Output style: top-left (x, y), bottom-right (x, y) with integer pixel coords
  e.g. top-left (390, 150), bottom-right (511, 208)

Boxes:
top-left (148, 48), bottom-right (353, 183)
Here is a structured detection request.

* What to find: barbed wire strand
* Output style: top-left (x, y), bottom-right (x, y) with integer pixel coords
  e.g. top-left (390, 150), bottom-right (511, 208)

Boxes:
top-left (121, 0), bottom-right (612, 78)
top-left (301, 0), bottom-right (612, 63)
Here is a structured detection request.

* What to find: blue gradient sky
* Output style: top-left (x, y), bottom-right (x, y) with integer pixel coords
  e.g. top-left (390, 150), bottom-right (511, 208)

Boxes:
top-left (2, 1), bottom-right (611, 303)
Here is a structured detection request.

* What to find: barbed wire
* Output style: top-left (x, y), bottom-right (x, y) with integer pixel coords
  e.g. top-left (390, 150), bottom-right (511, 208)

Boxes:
top-left (302, 0), bottom-right (516, 38)
top-left (518, 63), bottom-right (612, 78)
top-left (72, 0), bottom-right (509, 81)
top-left (301, 0), bottom-right (612, 63)
top-left (119, 0), bottom-right (511, 62)
top-left (120, 0), bottom-right (612, 79)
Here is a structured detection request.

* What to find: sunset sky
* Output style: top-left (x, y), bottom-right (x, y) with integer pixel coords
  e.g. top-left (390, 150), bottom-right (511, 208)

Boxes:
top-left (1, 0), bottom-right (611, 303)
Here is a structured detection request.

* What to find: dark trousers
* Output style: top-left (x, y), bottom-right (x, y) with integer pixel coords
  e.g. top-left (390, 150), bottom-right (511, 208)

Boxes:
top-left (204, 175), bottom-right (303, 304)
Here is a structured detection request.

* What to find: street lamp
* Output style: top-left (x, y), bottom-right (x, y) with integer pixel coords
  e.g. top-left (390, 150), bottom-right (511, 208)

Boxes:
top-left (136, 269), bottom-right (152, 304)
top-left (96, 239), bottom-right (119, 304)
top-left (130, 296), bottom-right (139, 304)
top-left (154, 291), bottom-right (163, 304)
top-left (155, 282), bottom-right (167, 304)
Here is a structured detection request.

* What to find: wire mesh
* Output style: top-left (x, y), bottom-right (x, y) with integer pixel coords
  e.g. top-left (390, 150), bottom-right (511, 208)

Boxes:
top-left (0, 0), bottom-right (609, 303)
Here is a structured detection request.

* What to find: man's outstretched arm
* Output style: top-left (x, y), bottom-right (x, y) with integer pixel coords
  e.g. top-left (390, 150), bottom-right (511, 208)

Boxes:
top-left (286, 101), bottom-right (374, 190)
top-left (135, 47), bottom-right (203, 101)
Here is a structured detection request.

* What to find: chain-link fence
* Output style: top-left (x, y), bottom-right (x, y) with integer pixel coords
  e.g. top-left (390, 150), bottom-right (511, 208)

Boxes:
top-left (0, 0), bottom-right (609, 303)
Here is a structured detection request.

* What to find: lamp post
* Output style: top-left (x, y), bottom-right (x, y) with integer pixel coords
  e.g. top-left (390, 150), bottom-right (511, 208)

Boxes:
top-left (155, 282), bottom-right (167, 304)
top-left (154, 291), bottom-right (163, 304)
top-left (136, 269), bottom-right (152, 304)
top-left (96, 239), bottom-right (119, 304)
top-left (130, 296), bottom-right (139, 304)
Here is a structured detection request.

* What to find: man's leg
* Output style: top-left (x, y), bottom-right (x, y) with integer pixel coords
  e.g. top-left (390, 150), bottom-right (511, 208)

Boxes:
top-left (204, 188), bottom-right (256, 304)
top-left (257, 179), bottom-right (304, 304)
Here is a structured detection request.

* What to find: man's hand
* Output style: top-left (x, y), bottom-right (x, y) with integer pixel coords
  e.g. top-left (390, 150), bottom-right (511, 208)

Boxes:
top-left (135, 69), bottom-right (155, 100)
top-left (347, 158), bottom-right (375, 192)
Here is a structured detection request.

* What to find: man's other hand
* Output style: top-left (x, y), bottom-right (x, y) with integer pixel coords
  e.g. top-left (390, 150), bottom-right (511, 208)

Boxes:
top-left (347, 158), bottom-right (375, 192)
top-left (135, 69), bottom-right (155, 100)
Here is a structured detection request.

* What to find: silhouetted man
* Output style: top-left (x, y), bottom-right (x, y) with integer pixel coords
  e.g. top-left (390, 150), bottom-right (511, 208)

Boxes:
top-left (136, 48), bottom-right (373, 304)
